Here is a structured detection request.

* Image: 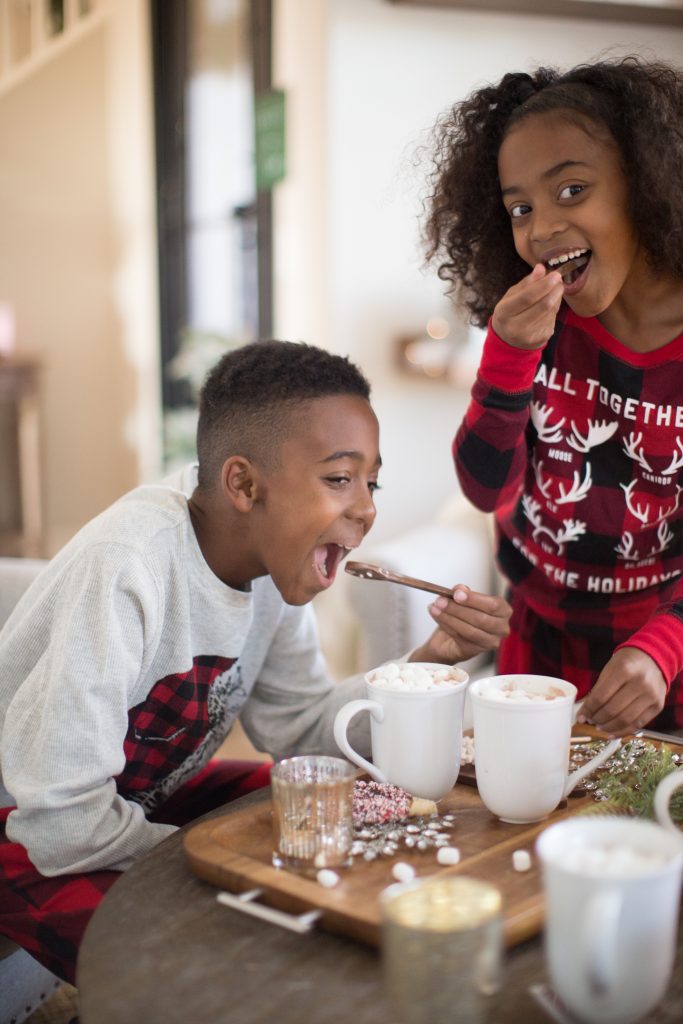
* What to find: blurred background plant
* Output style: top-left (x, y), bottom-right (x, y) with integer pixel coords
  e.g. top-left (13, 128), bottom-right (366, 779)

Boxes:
top-left (163, 328), bottom-right (248, 470)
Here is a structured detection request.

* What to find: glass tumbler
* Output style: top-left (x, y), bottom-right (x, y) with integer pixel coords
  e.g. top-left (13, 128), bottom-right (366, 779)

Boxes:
top-left (270, 755), bottom-right (356, 873)
top-left (381, 876), bottom-right (503, 1024)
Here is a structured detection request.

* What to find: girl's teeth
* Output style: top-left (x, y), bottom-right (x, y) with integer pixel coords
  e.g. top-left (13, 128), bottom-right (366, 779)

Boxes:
top-left (548, 248), bottom-right (586, 267)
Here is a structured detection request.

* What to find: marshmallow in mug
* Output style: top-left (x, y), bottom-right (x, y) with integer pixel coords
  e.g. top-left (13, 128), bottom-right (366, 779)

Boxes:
top-left (556, 840), bottom-right (672, 878)
top-left (368, 662), bottom-right (467, 693)
top-left (477, 680), bottom-right (565, 703)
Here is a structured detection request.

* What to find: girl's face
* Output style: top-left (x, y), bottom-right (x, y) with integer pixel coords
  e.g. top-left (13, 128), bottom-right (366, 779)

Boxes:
top-left (497, 111), bottom-right (647, 320)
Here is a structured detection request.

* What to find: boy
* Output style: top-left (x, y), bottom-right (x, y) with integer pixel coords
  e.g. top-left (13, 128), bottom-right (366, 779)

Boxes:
top-left (0, 340), bottom-right (510, 982)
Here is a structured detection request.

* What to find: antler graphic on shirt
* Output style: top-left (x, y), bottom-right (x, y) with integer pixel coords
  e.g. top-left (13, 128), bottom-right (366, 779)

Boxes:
top-left (620, 479), bottom-right (650, 526)
top-left (556, 463), bottom-right (593, 505)
top-left (651, 519), bottom-right (675, 555)
top-left (522, 495), bottom-right (586, 554)
top-left (615, 531), bottom-right (639, 561)
top-left (622, 432), bottom-right (654, 473)
top-left (655, 485), bottom-right (683, 525)
top-left (532, 456), bottom-right (592, 506)
top-left (615, 519), bottom-right (676, 561)
top-left (620, 479), bottom-right (682, 528)
top-left (532, 457), bottom-right (553, 499)
top-left (566, 419), bottom-right (618, 453)
top-left (662, 437), bottom-right (683, 478)
top-left (530, 402), bottom-right (565, 444)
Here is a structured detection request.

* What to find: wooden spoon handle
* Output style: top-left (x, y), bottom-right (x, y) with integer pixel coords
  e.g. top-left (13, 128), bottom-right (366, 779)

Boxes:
top-left (344, 560), bottom-right (453, 598)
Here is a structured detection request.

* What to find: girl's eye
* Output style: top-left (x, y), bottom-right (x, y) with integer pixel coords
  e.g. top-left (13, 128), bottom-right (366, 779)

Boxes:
top-left (509, 203), bottom-right (531, 220)
top-left (559, 184), bottom-right (584, 200)
top-left (368, 481), bottom-right (381, 495)
top-left (326, 475), bottom-right (350, 487)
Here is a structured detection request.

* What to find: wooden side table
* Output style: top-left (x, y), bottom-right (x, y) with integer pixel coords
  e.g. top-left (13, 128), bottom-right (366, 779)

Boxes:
top-left (76, 787), bottom-right (683, 1024)
top-left (0, 358), bottom-right (43, 558)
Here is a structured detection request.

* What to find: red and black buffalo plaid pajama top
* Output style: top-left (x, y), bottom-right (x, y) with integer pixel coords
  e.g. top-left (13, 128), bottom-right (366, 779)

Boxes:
top-left (0, 470), bottom-right (368, 981)
top-left (455, 306), bottom-right (683, 729)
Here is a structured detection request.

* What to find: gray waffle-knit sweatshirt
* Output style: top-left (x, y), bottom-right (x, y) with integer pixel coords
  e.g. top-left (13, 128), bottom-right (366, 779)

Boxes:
top-left (0, 469), bottom-right (369, 875)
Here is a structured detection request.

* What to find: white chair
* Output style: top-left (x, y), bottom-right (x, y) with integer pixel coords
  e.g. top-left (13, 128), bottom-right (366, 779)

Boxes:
top-left (0, 557), bottom-right (63, 1024)
top-left (346, 496), bottom-right (500, 679)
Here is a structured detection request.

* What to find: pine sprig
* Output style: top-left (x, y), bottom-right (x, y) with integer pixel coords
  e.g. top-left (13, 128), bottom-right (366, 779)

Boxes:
top-left (580, 744), bottom-right (683, 823)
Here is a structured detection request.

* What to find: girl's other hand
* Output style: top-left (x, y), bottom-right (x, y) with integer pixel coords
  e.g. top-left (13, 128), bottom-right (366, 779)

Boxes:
top-left (410, 586), bottom-right (511, 666)
top-left (492, 263), bottom-right (564, 350)
top-left (576, 647), bottom-right (667, 736)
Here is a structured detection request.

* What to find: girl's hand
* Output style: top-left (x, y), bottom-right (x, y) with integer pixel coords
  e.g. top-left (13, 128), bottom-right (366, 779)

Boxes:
top-left (491, 264), bottom-right (564, 350)
top-left (576, 647), bottom-right (667, 736)
top-left (410, 586), bottom-right (511, 666)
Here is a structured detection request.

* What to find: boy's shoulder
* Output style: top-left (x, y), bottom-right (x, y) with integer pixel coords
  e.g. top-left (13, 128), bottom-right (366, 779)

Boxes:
top-left (56, 481), bottom-right (193, 576)
top-left (98, 481), bottom-right (189, 541)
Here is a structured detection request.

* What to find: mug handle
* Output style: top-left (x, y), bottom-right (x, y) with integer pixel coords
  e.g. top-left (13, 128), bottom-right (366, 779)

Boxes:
top-left (654, 768), bottom-right (683, 836)
top-left (333, 699), bottom-right (386, 782)
top-left (564, 737), bottom-right (622, 798)
top-left (582, 887), bottom-right (622, 998)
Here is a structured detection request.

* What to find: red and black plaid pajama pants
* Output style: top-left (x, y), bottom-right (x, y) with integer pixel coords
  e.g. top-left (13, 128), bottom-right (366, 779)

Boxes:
top-left (0, 758), bottom-right (272, 985)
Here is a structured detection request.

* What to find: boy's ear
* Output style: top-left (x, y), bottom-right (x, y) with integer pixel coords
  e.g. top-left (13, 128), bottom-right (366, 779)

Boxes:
top-left (220, 456), bottom-right (260, 512)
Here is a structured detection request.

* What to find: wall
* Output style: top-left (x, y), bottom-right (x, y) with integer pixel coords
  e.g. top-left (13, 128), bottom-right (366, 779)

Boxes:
top-left (0, 1), bottom-right (160, 555)
top-left (2, 0), bottom-right (682, 666)
top-left (272, 0), bottom-right (683, 674)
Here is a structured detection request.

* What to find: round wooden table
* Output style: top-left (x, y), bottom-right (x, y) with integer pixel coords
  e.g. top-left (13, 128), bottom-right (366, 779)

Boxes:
top-left (77, 790), bottom-right (683, 1024)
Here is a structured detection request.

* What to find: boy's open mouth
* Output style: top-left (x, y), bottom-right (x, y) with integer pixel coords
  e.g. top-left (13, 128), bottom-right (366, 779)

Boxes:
top-left (544, 248), bottom-right (591, 287)
top-left (313, 543), bottom-right (351, 585)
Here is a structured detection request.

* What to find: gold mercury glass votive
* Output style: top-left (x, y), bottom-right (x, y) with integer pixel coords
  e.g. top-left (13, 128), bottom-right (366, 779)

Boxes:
top-left (380, 876), bottom-right (503, 1024)
top-left (270, 755), bottom-right (356, 874)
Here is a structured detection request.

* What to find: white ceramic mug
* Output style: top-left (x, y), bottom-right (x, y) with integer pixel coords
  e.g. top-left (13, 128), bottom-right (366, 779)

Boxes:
top-left (654, 766), bottom-right (683, 836)
top-left (469, 674), bottom-right (620, 823)
top-left (333, 664), bottom-right (469, 800)
top-left (536, 815), bottom-right (683, 1024)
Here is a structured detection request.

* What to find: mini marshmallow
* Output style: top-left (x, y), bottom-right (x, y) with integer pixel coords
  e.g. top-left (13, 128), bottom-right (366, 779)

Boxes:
top-left (512, 849), bottom-right (532, 872)
top-left (436, 846), bottom-right (461, 866)
top-left (316, 869), bottom-right (340, 888)
top-left (392, 862), bottom-right (416, 883)
top-left (461, 735), bottom-right (475, 765)
top-left (559, 841), bottom-right (670, 877)
top-left (369, 662), bottom-right (465, 693)
top-left (480, 683), bottom-right (564, 704)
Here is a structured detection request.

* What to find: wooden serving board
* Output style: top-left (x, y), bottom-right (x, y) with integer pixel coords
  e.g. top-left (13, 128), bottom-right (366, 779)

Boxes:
top-left (184, 785), bottom-right (591, 949)
top-left (184, 727), bottom-right (678, 949)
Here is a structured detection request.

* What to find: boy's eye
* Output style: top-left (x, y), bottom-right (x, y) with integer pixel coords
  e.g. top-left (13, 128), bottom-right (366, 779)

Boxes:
top-left (559, 184), bottom-right (584, 200)
top-left (509, 203), bottom-right (531, 219)
top-left (325, 476), bottom-right (381, 494)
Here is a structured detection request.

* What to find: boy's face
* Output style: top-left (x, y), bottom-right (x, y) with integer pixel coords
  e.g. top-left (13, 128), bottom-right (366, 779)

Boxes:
top-left (498, 111), bottom-right (646, 321)
top-left (251, 394), bottom-right (381, 605)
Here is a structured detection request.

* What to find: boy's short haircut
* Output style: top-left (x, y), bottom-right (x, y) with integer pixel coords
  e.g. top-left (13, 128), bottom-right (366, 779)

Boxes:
top-left (196, 339), bottom-right (371, 489)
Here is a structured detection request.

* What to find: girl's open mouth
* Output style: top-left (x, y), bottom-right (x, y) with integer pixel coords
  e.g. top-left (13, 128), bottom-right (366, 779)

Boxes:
top-left (312, 543), bottom-right (348, 587)
top-left (545, 248), bottom-right (592, 291)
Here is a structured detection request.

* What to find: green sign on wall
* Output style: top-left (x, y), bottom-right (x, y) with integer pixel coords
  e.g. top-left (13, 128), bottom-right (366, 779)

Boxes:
top-left (255, 89), bottom-right (286, 191)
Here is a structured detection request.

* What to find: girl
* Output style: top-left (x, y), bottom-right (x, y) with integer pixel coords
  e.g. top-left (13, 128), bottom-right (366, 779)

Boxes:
top-left (424, 56), bottom-right (683, 736)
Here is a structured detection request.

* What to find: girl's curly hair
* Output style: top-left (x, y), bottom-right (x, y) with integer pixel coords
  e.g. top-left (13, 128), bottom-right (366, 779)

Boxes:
top-left (423, 56), bottom-right (683, 327)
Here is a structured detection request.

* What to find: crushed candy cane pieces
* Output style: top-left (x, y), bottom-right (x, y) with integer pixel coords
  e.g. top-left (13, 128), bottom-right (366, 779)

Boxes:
top-left (353, 779), bottom-right (412, 827)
